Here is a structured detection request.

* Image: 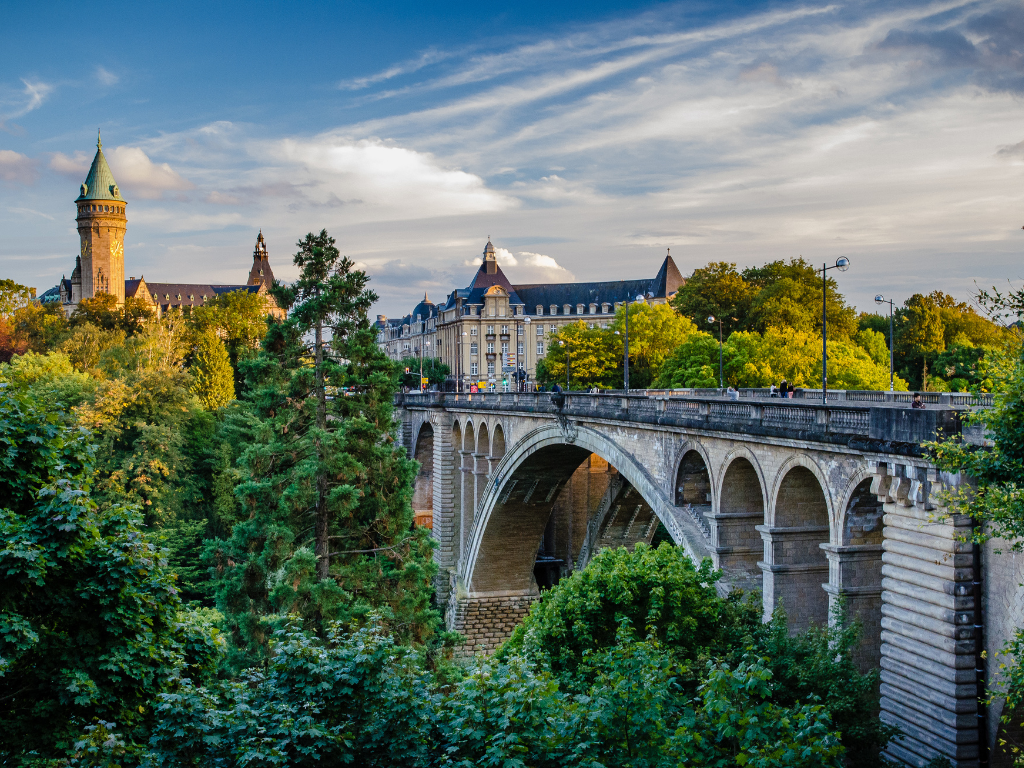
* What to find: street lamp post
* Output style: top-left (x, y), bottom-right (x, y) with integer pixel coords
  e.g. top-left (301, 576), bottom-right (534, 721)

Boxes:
top-left (457, 331), bottom-right (468, 392)
top-left (817, 257), bottom-right (851, 404)
top-left (707, 315), bottom-right (724, 389)
top-left (523, 317), bottom-right (531, 392)
top-left (874, 295), bottom-right (895, 392)
top-left (419, 338), bottom-right (431, 392)
top-left (623, 293), bottom-right (647, 392)
top-left (559, 339), bottom-right (570, 389)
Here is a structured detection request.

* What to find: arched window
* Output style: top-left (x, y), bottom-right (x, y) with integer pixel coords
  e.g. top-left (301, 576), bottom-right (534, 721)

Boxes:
top-left (563, 304), bottom-right (571, 315)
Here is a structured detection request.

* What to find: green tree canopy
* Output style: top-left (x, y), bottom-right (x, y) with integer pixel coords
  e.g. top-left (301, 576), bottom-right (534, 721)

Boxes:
top-left (669, 262), bottom-right (753, 337)
top-left (0, 278), bottom-right (35, 317)
top-left (398, 355), bottom-right (450, 388)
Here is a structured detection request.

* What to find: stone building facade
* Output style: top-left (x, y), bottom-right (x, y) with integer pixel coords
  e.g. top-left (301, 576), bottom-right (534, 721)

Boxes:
top-left (47, 134), bottom-right (283, 321)
top-left (376, 239), bottom-right (684, 386)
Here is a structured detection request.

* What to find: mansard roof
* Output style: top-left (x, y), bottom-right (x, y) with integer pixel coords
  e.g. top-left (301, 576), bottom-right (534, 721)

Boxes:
top-left (513, 279), bottom-right (654, 312)
top-left (142, 282), bottom-right (262, 309)
top-left (76, 132), bottom-right (124, 202)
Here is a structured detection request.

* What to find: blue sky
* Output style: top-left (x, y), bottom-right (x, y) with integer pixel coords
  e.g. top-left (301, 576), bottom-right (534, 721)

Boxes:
top-left (1, 0), bottom-right (1022, 318)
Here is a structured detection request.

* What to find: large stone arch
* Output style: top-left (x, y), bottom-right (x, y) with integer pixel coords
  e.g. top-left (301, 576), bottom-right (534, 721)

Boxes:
top-left (710, 449), bottom-right (768, 594)
top-left (461, 423), bottom-right (709, 594)
top-left (411, 421), bottom-right (434, 528)
top-left (492, 423), bottom-right (506, 460)
top-left (763, 457), bottom-right (832, 631)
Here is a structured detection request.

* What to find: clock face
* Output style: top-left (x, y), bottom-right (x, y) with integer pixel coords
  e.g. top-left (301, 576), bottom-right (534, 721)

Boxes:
top-left (111, 240), bottom-right (124, 260)
top-left (81, 237), bottom-right (91, 259)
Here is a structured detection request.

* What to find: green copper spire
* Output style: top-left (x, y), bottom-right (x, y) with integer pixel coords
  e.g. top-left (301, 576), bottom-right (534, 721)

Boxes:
top-left (76, 130), bottom-right (124, 202)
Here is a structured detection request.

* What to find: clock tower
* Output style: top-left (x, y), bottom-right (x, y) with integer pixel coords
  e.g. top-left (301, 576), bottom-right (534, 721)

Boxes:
top-left (74, 131), bottom-right (127, 305)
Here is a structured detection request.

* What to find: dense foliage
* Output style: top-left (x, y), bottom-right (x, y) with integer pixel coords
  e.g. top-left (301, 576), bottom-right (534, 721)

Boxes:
top-left (0, 384), bottom-right (220, 759)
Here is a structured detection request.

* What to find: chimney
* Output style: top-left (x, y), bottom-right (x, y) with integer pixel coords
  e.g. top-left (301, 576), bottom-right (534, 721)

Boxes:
top-left (377, 314), bottom-right (387, 324)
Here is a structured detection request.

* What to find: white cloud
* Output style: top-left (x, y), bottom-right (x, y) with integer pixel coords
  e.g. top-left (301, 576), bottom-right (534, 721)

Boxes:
top-left (48, 151), bottom-right (91, 177)
top-left (106, 146), bottom-right (194, 199)
top-left (275, 135), bottom-right (515, 220)
top-left (95, 66), bottom-right (119, 86)
top-left (482, 247), bottom-right (576, 283)
top-left (340, 48), bottom-right (450, 90)
top-left (0, 150), bottom-right (36, 183)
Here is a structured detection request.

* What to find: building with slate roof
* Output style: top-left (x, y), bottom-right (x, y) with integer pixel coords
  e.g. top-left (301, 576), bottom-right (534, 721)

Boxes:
top-left (53, 134), bottom-right (283, 321)
top-left (376, 239), bottom-right (684, 386)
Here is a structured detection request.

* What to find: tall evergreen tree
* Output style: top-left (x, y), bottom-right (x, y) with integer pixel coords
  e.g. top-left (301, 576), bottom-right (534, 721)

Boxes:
top-left (189, 330), bottom-right (235, 409)
top-left (212, 230), bottom-right (437, 663)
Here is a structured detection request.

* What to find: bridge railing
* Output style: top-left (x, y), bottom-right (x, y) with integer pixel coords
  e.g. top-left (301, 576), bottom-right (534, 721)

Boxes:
top-left (398, 388), bottom-right (983, 452)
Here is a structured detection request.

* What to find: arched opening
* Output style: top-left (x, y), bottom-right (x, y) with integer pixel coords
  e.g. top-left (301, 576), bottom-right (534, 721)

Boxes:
top-left (451, 421), bottom-right (463, 559)
top-left (458, 421), bottom-right (474, 561)
top-left (412, 423), bottom-right (434, 528)
top-left (710, 456), bottom-right (765, 594)
top-left (765, 466), bottom-right (830, 631)
top-left (474, 422), bottom-right (490, 515)
top-left (675, 450), bottom-right (712, 533)
top-left (827, 476), bottom-right (883, 668)
top-left (491, 423), bottom-right (506, 461)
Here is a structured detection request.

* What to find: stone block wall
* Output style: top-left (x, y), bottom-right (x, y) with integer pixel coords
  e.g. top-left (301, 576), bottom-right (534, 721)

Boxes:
top-left (448, 592), bottom-right (537, 655)
top-left (873, 462), bottom-right (980, 768)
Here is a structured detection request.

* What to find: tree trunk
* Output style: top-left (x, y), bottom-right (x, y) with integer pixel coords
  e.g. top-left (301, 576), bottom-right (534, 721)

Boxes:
top-left (314, 316), bottom-right (329, 580)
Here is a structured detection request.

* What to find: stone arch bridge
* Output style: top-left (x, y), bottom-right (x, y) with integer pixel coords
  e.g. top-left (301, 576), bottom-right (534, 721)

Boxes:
top-left (399, 389), bottom-right (999, 768)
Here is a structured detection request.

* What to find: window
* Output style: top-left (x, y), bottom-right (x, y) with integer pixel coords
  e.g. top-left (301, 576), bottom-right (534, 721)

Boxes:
top-left (536, 325), bottom-right (543, 336)
top-left (470, 342), bottom-right (478, 354)
top-left (470, 363), bottom-right (478, 376)
top-left (589, 303), bottom-right (597, 314)
top-left (602, 303), bottom-right (610, 313)
top-left (588, 323), bottom-right (595, 329)
top-left (550, 324), bottom-right (557, 333)
top-left (499, 306), bottom-right (505, 317)
top-left (501, 342), bottom-right (509, 354)
top-left (517, 343), bottom-right (524, 355)
top-left (470, 328), bottom-right (477, 336)
top-left (537, 305), bottom-right (544, 315)
top-left (537, 342), bottom-right (544, 355)
top-left (577, 304), bottom-right (584, 315)
top-left (487, 362), bottom-right (495, 375)
top-left (563, 304), bottom-right (571, 315)
top-left (550, 305), bottom-right (557, 315)
top-left (487, 342), bottom-right (494, 353)
top-left (487, 325), bottom-right (494, 334)
top-left (501, 325), bottom-right (508, 334)
top-left (517, 325), bottom-right (523, 336)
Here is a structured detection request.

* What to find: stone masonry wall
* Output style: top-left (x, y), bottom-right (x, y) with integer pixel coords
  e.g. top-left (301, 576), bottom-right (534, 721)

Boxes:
top-left (448, 593), bottom-right (537, 655)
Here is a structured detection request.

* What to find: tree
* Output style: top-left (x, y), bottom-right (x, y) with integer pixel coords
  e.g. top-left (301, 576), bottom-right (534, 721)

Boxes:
top-left (537, 320), bottom-right (619, 389)
top-left (0, 385), bottom-right (220, 759)
top-left (70, 293), bottom-right (154, 335)
top-left (212, 229), bottom-right (438, 664)
top-left (0, 278), bottom-right (34, 316)
top-left (742, 258), bottom-right (857, 339)
top-left (609, 302), bottom-right (696, 386)
top-left (188, 290), bottom-right (273, 392)
top-left (189, 330), bottom-right (235, 409)
top-left (652, 331), bottom-right (721, 388)
top-left (896, 293), bottom-right (947, 389)
top-left (670, 262), bottom-right (753, 335)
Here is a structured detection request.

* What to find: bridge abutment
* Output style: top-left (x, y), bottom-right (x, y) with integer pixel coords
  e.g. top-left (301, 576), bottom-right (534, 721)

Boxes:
top-left (447, 589), bottom-right (538, 655)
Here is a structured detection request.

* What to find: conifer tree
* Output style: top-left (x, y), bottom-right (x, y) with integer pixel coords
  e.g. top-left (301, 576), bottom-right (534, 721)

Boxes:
top-left (213, 230), bottom-right (437, 663)
top-left (189, 330), bottom-right (235, 409)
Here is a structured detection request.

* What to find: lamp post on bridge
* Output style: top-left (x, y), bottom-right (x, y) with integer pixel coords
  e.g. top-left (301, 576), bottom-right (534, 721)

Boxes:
top-left (874, 295), bottom-right (895, 392)
top-left (817, 257), bottom-right (851, 404)
top-left (622, 293), bottom-right (648, 392)
top-left (707, 315), bottom-right (725, 390)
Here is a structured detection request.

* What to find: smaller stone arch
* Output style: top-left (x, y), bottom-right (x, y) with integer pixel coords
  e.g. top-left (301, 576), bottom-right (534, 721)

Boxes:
top-left (825, 468), bottom-right (884, 669)
top-left (674, 443), bottom-right (713, 534)
top-left (764, 458), bottom-right (832, 631)
top-left (710, 449), bottom-right (768, 595)
top-left (411, 422), bottom-right (434, 528)
top-left (492, 423), bottom-right (506, 460)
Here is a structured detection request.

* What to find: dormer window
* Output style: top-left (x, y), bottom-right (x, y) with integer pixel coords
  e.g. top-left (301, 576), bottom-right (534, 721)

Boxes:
top-left (563, 304), bottom-right (571, 315)
top-left (537, 305), bottom-right (544, 315)
top-left (589, 303), bottom-right (597, 314)
top-left (576, 304), bottom-right (584, 315)
top-left (602, 303), bottom-right (610, 313)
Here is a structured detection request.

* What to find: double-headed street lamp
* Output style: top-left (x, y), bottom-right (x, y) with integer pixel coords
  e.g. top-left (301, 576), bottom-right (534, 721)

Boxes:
top-left (558, 339), bottom-right (570, 389)
top-left (817, 257), bottom-right (851, 403)
top-left (874, 295), bottom-right (895, 392)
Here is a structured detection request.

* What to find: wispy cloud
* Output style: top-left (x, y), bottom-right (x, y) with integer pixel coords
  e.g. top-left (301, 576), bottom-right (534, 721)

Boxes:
top-left (0, 78), bottom-right (54, 129)
top-left (95, 66), bottom-right (119, 86)
top-left (339, 48), bottom-right (450, 90)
